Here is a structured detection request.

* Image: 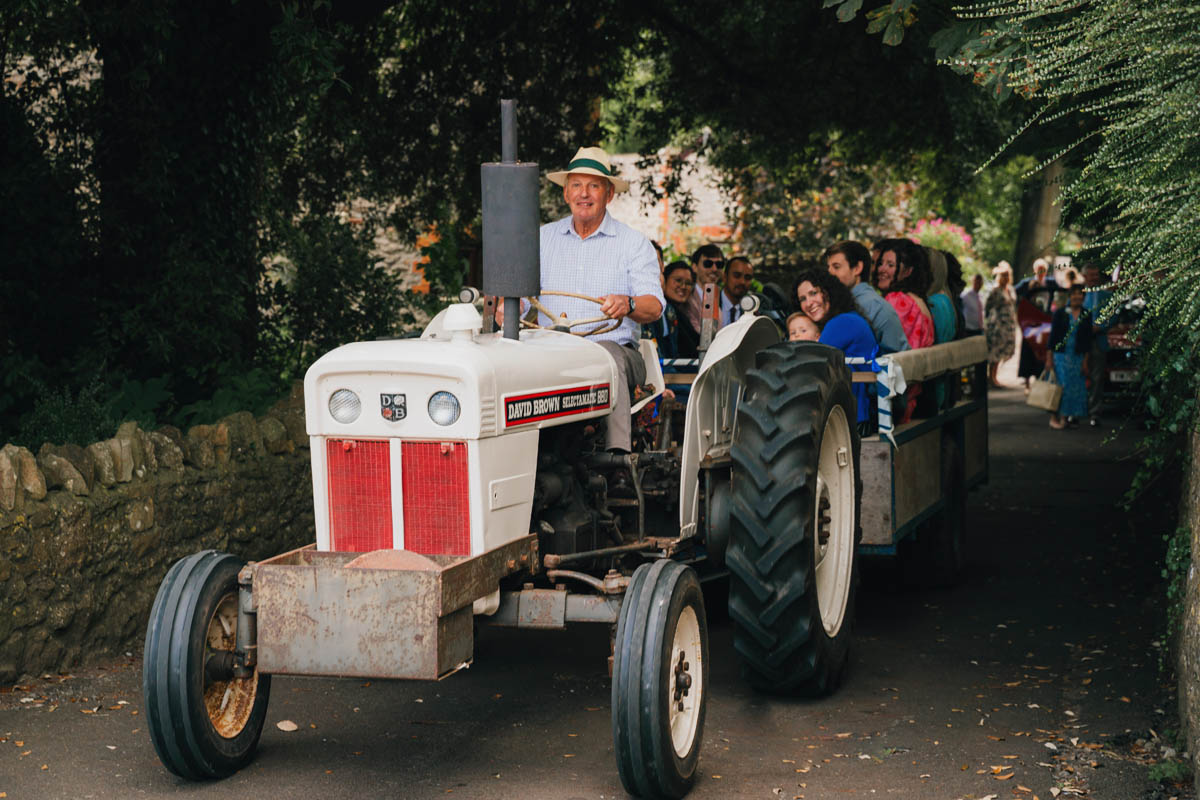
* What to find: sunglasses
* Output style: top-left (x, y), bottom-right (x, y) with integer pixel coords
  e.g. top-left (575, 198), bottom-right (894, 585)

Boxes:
top-left (701, 258), bottom-right (725, 269)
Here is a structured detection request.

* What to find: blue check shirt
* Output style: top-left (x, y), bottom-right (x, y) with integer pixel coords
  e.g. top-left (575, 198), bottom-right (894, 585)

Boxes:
top-left (537, 212), bottom-right (664, 346)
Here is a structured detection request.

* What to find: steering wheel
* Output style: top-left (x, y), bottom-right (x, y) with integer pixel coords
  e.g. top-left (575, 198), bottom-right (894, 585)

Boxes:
top-left (521, 290), bottom-right (622, 337)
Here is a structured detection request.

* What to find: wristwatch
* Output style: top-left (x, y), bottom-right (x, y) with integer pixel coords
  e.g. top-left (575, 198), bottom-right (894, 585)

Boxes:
top-left (628, 296), bottom-right (636, 316)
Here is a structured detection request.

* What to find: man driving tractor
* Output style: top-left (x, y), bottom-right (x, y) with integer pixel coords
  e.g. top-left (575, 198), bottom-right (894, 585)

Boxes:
top-left (503, 145), bottom-right (664, 452)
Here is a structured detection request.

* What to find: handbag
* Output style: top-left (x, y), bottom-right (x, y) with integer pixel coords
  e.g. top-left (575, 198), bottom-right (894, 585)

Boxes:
top-left (1026, 367), bottom-right (1063, 412)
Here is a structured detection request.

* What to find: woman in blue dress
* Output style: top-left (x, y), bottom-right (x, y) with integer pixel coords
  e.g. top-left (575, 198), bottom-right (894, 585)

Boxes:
top-left (1047, 285), bottom-right (1094, 429)
top-left (793, 269), bottom-right (879, 429)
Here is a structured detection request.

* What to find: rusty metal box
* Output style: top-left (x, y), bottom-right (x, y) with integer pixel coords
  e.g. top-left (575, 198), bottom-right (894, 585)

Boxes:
top-left (251, 537), bottom-right (535, 680)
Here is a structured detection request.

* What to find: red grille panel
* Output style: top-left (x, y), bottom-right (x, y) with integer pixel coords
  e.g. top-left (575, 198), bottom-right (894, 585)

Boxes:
top-left (326, 439), bottom-right (393, 552)
top-left (402, 441), bottom-right (470, 556)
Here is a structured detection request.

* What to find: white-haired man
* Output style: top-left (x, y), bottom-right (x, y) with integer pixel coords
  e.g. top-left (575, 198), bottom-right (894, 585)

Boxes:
top-left (537, 147), bottom-right (664, 452)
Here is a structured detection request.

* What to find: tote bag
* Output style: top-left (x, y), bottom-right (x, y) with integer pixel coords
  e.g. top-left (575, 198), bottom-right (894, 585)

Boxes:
top-left (1026, 367), bottom-right (1062, 412)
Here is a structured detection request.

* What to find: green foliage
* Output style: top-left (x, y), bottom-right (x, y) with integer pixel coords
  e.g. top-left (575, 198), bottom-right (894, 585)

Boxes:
top-left (719, 139), bottom-right (912, 264)
top-left (14, 380), bottom-right (120, 452)
top-left (109, 376), bottom-right (174, 432)
top-left (942, 155), bottom-right (1035, 266)
top-left (3, 0), bottom-right (642, 442)
top-left (174, 367), bottom-right (284, 430)
top-left (1161, 525), bottom-right (1192, 651)
top-left (262, 215), bottom-right (406, 380)
top-left (1148, 756), bottom-right (1192, 784)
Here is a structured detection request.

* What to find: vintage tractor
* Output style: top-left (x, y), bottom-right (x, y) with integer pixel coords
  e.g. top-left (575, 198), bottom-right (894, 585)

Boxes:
top-left (142, 103), bottom-right (862, 799)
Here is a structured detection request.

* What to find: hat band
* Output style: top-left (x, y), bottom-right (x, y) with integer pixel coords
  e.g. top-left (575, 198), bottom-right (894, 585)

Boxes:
top-left (566, 157), bottom-right (613, 176)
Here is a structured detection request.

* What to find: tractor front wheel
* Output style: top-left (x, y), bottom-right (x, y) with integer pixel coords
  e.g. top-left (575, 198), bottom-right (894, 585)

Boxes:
top-left (612, 559), bottom-right (709, 799)
top-left (143, 550), bottom-right (271, 779)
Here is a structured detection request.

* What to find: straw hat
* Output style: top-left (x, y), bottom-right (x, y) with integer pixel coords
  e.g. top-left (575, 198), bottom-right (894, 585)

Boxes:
top-left (546, 147), bottom-right (630, 193)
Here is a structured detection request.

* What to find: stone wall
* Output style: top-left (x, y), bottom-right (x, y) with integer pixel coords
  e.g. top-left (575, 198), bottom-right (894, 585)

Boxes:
top-left (0, 385), bottom-right (314, 683)
top-left (1179, 422), bottom-right (1200, 769)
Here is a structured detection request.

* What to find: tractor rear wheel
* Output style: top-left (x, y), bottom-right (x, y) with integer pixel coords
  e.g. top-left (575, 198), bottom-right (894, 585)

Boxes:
top-left (143, 550), bottom-right (271, 779)
top-left (728, 342), bottom-right (861, 696)
top-left (612, 559), bottom-right (709, 799)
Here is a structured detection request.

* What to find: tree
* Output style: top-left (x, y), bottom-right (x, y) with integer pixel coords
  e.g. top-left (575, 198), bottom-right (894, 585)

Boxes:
top-left (1, 0), bottom-right (641, 443)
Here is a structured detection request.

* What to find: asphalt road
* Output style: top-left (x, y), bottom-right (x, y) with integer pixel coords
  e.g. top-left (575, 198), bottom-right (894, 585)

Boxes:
top-left (0, 386), bottom-right (1187, 800)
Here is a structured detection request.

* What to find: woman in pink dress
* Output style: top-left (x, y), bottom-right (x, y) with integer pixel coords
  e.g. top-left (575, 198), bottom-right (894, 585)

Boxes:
top-left (872, 239), bottom-right (934, 421)
top-left (873, 239), bottom-right (935, 349)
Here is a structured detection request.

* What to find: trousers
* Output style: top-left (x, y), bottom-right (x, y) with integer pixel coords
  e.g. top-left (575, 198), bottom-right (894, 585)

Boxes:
top-left (597, 340), bottom-right (646, 452)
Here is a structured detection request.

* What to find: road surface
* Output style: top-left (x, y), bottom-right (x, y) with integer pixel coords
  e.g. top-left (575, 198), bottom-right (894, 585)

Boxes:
top-left (0, 386), bottom-right (1186, 799)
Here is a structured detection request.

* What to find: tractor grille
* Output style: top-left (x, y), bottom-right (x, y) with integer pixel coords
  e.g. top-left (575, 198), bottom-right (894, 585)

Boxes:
top-left (401, 441), bottom-right (470, 556)
top-left (325, 438), bottom-right (470, 555)
top-left (326, 439), bottom-right (393, 552)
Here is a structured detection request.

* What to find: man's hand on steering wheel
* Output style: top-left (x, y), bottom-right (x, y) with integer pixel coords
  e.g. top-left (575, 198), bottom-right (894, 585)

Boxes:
top-left (598, 293), bottom-right (631, 321)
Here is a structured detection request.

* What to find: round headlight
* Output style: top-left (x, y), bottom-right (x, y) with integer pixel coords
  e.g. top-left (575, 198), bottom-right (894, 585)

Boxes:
top-left (328, 389), bottom-right (361, 424)
top-left (428, 391), bottom-right (461, 426)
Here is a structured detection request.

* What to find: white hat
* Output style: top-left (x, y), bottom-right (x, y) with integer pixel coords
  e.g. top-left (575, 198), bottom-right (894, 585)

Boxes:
top-left (546, 146), bottom-right (630, 193)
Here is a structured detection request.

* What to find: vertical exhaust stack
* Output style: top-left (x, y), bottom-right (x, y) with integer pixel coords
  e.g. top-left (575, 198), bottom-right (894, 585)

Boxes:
top-left (481, 99), bottom-right (540, 340)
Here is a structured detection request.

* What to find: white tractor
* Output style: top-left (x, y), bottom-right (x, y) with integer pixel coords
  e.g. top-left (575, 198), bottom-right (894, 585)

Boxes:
top-left (143, 102), bottom-right (985, 799)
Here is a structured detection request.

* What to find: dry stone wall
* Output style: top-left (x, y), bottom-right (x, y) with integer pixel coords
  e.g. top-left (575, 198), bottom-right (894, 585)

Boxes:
top-left (0, 385), bottom-right (314, 683)
top-left (1180, 424), bottom-right (1200, 772)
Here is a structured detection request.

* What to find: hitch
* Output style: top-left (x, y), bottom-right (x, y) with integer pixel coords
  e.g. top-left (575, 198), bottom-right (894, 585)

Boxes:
top-left (234, 565), bottom-right (258, 678)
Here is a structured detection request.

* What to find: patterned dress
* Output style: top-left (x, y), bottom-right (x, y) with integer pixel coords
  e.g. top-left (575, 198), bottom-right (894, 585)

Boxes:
top-left (985, 288), bottom-right (1018, 363)
top-left (1053, 313), bottom-right (1089, 418)
top-left (884, 292), bottom-right (934, 422)
top-left (885, 292), bottom-right (935, 349)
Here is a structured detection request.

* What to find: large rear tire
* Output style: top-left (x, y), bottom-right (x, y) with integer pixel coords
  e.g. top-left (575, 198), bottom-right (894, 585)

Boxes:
top-left (728, 342), bottom-right (861, 696)
top-left (612, 560), bottom-right (709, 799)
top-left (143, 551), bottom-right (271, 779)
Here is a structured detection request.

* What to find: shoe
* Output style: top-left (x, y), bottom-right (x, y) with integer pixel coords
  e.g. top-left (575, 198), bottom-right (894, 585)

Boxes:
top-left (1088, 417), bottom-right (1100, 427)
top-left (1049, 418), bottom-right (1066, 430)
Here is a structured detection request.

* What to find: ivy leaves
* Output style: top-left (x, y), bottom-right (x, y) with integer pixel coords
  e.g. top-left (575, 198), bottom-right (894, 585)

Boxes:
top-left (823, 0), bottom-right (918, 45)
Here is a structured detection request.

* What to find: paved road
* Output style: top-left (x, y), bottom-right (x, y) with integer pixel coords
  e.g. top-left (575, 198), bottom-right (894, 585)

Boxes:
top-left (0, 387), bottom-right (1185, 799)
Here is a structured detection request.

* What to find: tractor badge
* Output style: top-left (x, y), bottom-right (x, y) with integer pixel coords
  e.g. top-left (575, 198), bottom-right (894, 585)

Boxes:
top-left (380, 393), bottom-right (406, 421)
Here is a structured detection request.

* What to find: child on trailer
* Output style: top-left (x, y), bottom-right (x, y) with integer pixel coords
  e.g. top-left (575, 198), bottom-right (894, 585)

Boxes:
top-left (786, 311), bottom-right (821, 342)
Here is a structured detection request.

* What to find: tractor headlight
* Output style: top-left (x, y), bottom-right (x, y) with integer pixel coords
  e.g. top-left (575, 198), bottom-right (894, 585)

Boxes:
top-left (428, 391), bottom-right (461, 426)
top-left (328, 389), bottom-right (362, 424)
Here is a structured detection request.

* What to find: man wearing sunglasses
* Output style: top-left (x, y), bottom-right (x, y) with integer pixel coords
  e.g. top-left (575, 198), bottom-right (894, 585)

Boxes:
top-left (684, 244), bottom-right (726, 330)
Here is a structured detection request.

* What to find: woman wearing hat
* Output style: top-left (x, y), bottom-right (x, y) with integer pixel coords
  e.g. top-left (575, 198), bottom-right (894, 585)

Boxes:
top-left (985, 262), bottom-right (1018, 386)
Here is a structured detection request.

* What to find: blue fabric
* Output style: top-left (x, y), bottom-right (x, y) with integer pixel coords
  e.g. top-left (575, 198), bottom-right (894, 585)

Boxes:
top-left (928, 293), bottom-right (957, 344)
top-left (851, 282), bottom-right (909, 354)
top-left (819, 312), bottom-right (878, 424)
top-left (644, 303), bottom-right (698, 359)
top-left (1054, 317), bottom-right (1088, 417)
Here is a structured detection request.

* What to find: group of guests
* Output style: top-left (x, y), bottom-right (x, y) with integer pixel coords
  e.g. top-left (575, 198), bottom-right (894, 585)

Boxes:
top-left (645, 237), bottom-right (978, 428)
top-left (646, 242), bottom-right (757, 360)
top-left (970, 258), bottom-right (1113, 429)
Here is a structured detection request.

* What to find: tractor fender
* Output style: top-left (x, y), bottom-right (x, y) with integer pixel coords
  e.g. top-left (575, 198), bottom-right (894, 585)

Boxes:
top-left (679, 315), bottom-right (781, 536)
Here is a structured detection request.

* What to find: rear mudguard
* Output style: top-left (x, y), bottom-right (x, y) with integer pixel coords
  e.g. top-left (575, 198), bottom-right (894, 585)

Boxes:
top-left (679, 315), bottom-right (781, 536)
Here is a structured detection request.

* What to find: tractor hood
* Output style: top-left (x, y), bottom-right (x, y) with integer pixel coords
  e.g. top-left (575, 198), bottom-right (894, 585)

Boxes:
top-left (304, 323), bottom-right (618, 441)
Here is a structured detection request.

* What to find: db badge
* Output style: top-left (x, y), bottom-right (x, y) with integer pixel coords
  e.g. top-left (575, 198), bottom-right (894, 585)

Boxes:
top-left (380, 393), bottom-right (406, 421)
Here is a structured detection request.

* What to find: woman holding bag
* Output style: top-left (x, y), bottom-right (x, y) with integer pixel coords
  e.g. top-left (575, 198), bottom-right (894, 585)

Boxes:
top-left (1046, 285), bottom-right (1094, 429)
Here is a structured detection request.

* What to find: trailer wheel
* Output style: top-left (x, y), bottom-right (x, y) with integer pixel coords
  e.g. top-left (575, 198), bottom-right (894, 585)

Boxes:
top-left (728, 342), bottom-right (861, 696)
top-left (612, 560), bottom-right (709, 799)
top-left (904, 436), bottom-right (967, 587)
top-left (143, 551), bottom-right (271, 779)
